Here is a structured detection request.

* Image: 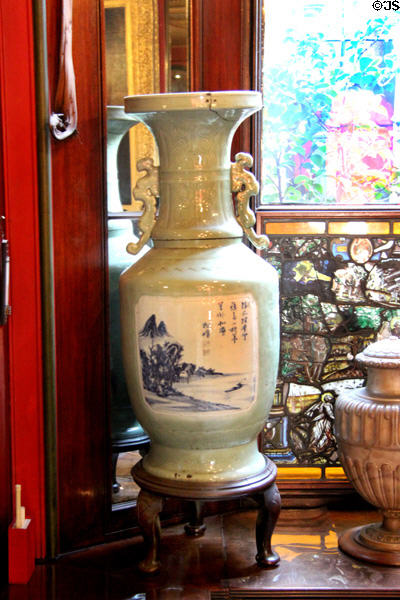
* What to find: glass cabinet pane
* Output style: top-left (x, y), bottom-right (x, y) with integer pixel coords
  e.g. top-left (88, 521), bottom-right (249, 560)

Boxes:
top-left (104, 0), bottom-right (190, 507)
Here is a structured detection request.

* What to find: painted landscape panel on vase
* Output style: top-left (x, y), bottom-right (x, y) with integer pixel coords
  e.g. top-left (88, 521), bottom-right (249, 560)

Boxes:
top-left (135, 294), bottom-right (259, 415)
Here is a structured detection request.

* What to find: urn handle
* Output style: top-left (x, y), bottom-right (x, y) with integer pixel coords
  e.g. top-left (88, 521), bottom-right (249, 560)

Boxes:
top-left (231, 153), bottom-right (270, 250)
top-left (127, 158), bottom-right (159, 255)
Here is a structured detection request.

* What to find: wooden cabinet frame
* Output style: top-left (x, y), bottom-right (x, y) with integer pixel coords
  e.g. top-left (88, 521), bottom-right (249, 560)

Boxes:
top-left (0, 0), bottom-right (46, 563)
top-left (1, 0), bottom-right (260, 560)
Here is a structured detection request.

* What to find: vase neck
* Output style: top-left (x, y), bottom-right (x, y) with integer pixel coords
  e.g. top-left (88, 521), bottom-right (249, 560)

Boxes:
top-left (126, 93), bottom-right (261, 241)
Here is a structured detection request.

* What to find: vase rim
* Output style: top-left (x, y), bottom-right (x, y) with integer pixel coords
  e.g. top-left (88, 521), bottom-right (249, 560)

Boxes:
top-left (124, 91), bottom-right (262, 114)
top-left (107, 105), bottom-right (138, 121)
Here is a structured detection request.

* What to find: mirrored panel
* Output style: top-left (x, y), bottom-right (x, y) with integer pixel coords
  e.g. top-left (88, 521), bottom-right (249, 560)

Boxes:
top-left (165, 0), bottom-right (190, 92)
top-left (105, 0), bottom-right (160, 209)
top-left (104, 0), bottom-right (190, 507)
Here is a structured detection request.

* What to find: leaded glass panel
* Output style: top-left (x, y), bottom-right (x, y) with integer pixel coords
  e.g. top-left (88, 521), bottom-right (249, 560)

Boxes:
top-left (258, 215), bottom-right (400, 477)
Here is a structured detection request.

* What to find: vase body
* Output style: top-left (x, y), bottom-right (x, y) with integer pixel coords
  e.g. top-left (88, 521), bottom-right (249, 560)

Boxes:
top-left (335, 336), bottom-right (400, 564)
top-left (120, 92), bottom-right (279, 484)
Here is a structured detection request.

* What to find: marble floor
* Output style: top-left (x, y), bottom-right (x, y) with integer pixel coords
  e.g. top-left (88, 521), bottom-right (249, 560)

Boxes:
top-left (2, 506), bottom-right (400, 599)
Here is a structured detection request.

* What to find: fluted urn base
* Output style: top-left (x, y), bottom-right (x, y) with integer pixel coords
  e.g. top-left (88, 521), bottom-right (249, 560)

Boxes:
top-left (339, 514), bottom-right (400, 566)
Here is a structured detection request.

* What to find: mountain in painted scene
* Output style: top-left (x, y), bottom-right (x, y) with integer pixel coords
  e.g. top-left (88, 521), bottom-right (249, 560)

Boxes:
top-left (139, 314), bottom-right (169, 338)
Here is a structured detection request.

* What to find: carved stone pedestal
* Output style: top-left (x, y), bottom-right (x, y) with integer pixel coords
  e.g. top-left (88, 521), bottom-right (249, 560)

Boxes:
top-left (339, 517), bottom-right (400, 567)
top-left (132, 457), bottom-right (281, 574)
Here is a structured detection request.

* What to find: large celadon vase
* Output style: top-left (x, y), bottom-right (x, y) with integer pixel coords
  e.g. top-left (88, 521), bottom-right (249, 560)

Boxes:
top-left (120, 91), bottom-right (279, 488)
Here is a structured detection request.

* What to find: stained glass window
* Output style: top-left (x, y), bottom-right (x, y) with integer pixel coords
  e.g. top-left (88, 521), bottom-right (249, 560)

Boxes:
top-left (257, 215), bottom-right (400, 479)
top-left (260, 0), bottom-right (400, 488)
top-left (261, 0), bottom-right (400, 206)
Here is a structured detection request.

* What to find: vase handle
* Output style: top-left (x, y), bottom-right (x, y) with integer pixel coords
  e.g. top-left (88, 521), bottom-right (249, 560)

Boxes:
top-left (231, 152), bottom-right (270, 250)
top-left (127, 158), bottom-right (159, 255)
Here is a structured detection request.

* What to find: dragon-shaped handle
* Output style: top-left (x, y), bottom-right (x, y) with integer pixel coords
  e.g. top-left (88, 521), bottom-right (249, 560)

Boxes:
top-left (231, 152), bottom-right (270, 250)
top-left (127, 157), bottom-right (158, 255)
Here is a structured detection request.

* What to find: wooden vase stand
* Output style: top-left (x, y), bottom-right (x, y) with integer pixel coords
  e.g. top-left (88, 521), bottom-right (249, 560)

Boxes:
top-left (132, 456), bottom-right (281, 574)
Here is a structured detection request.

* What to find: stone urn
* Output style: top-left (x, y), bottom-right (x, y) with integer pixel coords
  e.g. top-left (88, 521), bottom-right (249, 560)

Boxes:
top-left (335, 336), bottom-right (400, 565)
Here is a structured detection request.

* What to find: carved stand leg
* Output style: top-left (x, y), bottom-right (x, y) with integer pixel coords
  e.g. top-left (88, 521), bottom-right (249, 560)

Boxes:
top-left (184, 500), bottom-right (206, 536)
top-left (253, 482), bottom-right (281, 567)
top-left (136, 489), bottom-right (164, 573)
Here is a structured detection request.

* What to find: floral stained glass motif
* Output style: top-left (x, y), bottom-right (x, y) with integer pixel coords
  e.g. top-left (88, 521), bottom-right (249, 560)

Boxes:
top-left (261, 0), bottom-right (400, 206)
top-left (259, 221), bottom-right (400, 474)
top-left (326, 90), bottom-right (396, 204)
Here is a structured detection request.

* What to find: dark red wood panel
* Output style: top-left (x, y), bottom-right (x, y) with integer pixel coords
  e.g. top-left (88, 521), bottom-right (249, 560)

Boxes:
top-left (0, 46), bottom-right (11, 579)
top-left (191, 0), bottom-right (244, 92)
top-left (46, 0), bottom-right (109, 553)
top-left (0, 0), bottom-right (46, 561)
top-left (0, 328), bottom-right (10, 583)
top-left (191, 0), bottom-right (258, 157)
top-left (0, 129), bottom-right (11, 583)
